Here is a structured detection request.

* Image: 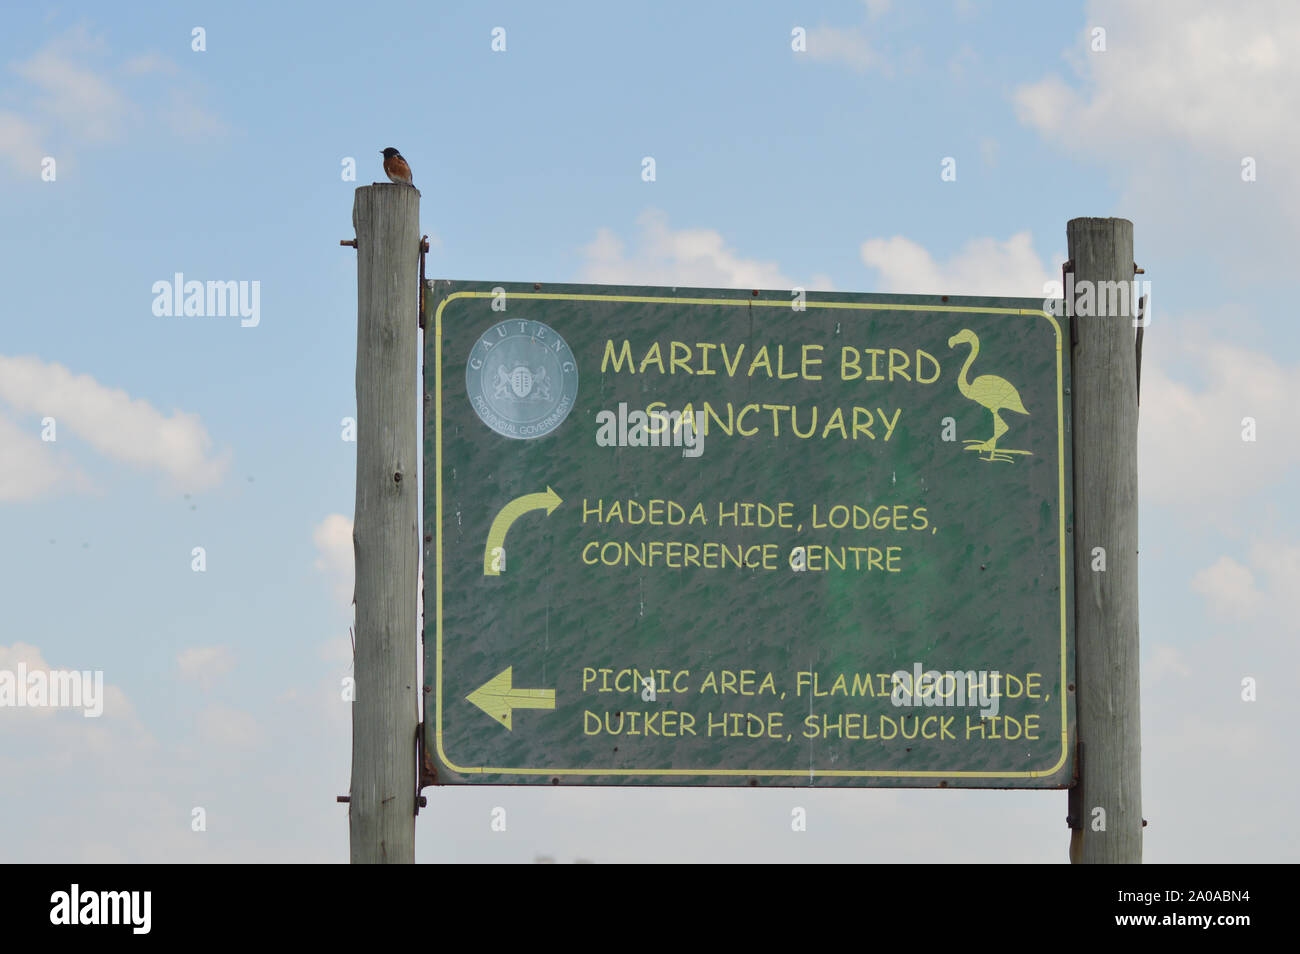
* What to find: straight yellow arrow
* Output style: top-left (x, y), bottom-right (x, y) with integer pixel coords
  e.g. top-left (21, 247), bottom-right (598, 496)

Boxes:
top-left (466, 667), bottom-right (556, 730)
top-left (483, 486), bottom-right (562, 576)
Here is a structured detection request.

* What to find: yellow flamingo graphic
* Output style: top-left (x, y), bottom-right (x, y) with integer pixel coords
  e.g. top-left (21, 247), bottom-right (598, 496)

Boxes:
top-left (948, 329), bottom-right (1031, 463)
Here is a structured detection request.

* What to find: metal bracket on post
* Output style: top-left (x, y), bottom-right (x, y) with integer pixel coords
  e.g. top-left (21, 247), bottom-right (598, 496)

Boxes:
top-left (1066, 742), bottom-right (1085, 863)
top-left (415, 721), bottom-right (436, 814)
top-left (418, 235), bottom-right (430, 330)
top-left (1134, 262), bottom-right (1146, 405)
top-left (414, 235), bottom-right (433, 809)
top-left (1062, 260), bottom-right (1077, 351)
top-left (1066, 742), bottom-right (1083, 830)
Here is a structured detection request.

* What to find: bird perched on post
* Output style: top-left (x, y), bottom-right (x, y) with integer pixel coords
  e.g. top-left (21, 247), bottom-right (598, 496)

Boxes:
top-left (381, 147), bottom-right (413, 186)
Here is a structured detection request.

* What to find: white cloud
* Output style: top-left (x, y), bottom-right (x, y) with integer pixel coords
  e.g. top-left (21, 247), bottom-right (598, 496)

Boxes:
top-left (1, 27), bottom-right (226, 181)
top-left (121, 53), bottom-right (179, 76)
top-left (312, 514), bottom-right (354, 608)
top-left (1248, 540), bottom-right (1300, 594)
top-left (0, 354), bottom-right (229, 494)
top-left (949, 43), bottom-right (979, 81)
top-left (11, 25), bottom-right (131, 143)
top-left (177, 646), bottom-right (236, 689)
top-left (1013, 1), bottom-right (1300, 160)
top-left (0, 109), bottom-right (46, 177)
top-left (1139, 334), bottom-right (1298, 512)
top-left (1012, 74), bottom-right (1075, 140)
top-left (0, 409), bottom-right (95, 501)
top-left (197, 706), bottom-right (262, 749)
top-left (1, 642), bottom-right (61, 721)
top-left (796, 0), bottom-right (895, 73)
top-left (580, 210), bottom-right (800, 290)
top-left (161, 89), bottom-right (229, 142)
top-left (1145, 645), bottom-right (1192, 685)
top-left (1011, 0), bottom-right (1300, 272)
top-left (804, 27), bottom-right (887, 74)
top-left (860, 231), bottom-right (1056, 297)
top-left (1190, 556), bottom-right (1260, 619)
top-left (1187, 540), bottom-right (1298, 642)
top-left (1145, 522), bottom-right (1300, 861)
top-left (978, 135), bottom-right (998, 167)
top-left (2, 636), bottom-right (348, 861)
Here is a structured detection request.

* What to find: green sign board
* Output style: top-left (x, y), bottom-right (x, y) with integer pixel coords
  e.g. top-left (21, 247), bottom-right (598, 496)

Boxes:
top-left (422, 281), bottom-right (1075, 787)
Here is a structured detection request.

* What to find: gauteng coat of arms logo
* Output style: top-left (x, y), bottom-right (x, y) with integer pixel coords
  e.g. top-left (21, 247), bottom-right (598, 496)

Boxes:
top-left (466, 319), bottom-right (579, 439)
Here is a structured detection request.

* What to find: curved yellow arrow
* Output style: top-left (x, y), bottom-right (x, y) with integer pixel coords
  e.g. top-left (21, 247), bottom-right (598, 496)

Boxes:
top-left (483, 486), bottom-right (562, 576)
top-left (466, 667), bottom-right (556, 730)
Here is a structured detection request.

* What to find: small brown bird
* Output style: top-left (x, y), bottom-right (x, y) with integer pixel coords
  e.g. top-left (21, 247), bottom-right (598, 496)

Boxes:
top-left (381, 147), bottom-right (413, 186)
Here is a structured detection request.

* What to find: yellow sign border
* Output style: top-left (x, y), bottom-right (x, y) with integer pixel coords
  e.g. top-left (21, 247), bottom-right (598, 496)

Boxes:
top-left (433, 290), bottom-right (1069, 781)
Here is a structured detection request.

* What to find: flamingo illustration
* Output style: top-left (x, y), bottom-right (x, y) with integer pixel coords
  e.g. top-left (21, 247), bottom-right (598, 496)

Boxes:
top-left (948, 328), bottom-right (1032, 463)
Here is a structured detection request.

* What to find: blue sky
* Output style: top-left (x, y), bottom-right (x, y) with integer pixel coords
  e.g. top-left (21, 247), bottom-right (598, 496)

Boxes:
top-left (2, 0), bottom-right (1297, 862)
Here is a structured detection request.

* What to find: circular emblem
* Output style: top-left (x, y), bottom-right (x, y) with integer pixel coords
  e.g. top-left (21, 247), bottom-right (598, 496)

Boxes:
top-left (466, 319), bottom-right (579, 439)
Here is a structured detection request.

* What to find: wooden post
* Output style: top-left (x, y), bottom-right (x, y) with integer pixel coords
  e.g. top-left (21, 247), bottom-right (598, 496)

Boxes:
top-left (1066, 217), bottom-right (1142, 863)
top-left (349, 183), bottom-right (421, 863)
